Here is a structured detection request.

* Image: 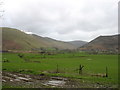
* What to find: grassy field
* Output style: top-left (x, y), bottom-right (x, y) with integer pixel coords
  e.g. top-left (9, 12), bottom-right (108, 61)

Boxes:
top-left (2, 52), bottom-right (118, 87)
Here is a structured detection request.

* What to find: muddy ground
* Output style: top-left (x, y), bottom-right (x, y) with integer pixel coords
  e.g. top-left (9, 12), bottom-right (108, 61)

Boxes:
top-left (2, 71), bottom-right (116, 88)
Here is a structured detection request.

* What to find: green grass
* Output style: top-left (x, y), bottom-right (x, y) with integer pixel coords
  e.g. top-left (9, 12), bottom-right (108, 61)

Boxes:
top-left (2, 52), bottom-right (118, 85)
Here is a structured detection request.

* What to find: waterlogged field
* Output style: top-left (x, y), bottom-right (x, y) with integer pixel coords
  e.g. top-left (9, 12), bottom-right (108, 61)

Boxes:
top-left (2, 52), bottom-right (118, 88)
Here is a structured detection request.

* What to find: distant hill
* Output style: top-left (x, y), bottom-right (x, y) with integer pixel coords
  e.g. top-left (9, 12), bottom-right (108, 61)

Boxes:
top-left (68, 40), bottom-right (87, 48)
top-left (79, 35), bottom-right (119, 53)
top-left (2, 27), bottom-right (77, 51)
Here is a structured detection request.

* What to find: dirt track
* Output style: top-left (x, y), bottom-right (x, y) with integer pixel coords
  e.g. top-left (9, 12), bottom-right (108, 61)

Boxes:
top-left (2, 71), bottom-right (113, 88)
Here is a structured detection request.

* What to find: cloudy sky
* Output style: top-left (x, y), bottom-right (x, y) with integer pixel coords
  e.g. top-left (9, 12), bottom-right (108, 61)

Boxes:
top-left (2, 0), bottom-right (119, 42)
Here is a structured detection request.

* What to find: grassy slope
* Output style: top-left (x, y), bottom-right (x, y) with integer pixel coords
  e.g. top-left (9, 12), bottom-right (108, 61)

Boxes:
top-left (2, 27), bottom-right (76, 50)
top-left (2, 53), bottom-right (118, 85)
top-left (32, 35), bottom-right (76, 49)
top-left (69, 40), bottom-right (87, 47)
top-left (80, 35), bottom-right (119, 52)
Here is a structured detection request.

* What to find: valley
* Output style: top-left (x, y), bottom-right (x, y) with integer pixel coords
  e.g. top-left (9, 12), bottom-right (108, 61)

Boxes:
top-left (1, 27), bottom-right (119, 89)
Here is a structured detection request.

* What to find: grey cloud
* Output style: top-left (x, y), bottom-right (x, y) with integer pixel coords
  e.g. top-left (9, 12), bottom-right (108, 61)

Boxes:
top-left (2, 0), bottom-right (118, 41)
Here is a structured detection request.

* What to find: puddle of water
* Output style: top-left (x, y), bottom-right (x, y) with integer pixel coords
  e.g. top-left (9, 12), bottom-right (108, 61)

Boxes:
top-left (17, 77), bottom-right (31, 81)
top-left (4, 72), bottom-right (31, 82)
top-left (14, 79), bottom-right (21, 81)
top-left (3, 76), bottom-right (12, 80)
top-left (10, 79), bottom-right (13, 82)
top-left (51, 77), bottom-right (67, 81)
top-left (44, 80), bottom-right (65, 86)
top-left (2, 79), bottom-right (6, 82)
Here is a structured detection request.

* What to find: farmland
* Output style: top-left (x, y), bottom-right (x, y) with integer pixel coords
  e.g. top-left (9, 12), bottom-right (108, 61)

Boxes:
top-left (2, 52), bottom-right (118, 88)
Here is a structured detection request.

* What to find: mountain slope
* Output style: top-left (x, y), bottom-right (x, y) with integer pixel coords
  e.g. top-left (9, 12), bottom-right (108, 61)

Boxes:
top-left (2, 27), bottom-right (76, 51)
top-left (68, 40), bottom-right (87, 48)
top-left (79, 35), bottom-right (119, 53)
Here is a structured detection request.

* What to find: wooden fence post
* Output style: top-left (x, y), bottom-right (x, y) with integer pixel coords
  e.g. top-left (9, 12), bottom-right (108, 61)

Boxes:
top-left (56, 64), bottom-right (59, 73)
top-left (79, 64), bottom-right (84, 74)
top-left (106, 66), bottom-right (108, 77)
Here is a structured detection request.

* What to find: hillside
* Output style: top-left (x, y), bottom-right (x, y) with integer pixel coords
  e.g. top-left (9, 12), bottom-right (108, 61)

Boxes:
top-left (2, 27), bottom-right (76, 51)
top-left (68, 40), bottom-right (87, 48)
top-left (79, 35), bottom-right (119, 53)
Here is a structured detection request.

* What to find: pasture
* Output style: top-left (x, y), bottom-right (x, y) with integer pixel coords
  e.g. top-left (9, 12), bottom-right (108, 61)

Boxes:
top-left (2, 52), bottom-right (118, 87)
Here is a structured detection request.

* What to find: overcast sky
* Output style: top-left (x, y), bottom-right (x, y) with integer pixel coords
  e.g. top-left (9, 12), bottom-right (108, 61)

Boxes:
top-left (2, 0), bottom-right (119, 42)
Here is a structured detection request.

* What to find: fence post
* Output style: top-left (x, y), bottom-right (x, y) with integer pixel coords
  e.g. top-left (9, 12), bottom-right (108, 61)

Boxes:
top-left (79, 64), bottom-right (84, 74)
top-left (106, 66), bottom-right (108, 77)
top-left (56, 64), bottom-right (59, 73)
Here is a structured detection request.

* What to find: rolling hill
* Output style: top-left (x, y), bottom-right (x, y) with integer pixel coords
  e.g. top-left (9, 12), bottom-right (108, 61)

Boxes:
top-left (1, 27), bottom-right (119, 53)
top-left (68, 40), bottom-right (87, 48)
top-left (79, 35), bottom-right (119, 53)
top-left (2, 27), bottom-right (77, 51)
